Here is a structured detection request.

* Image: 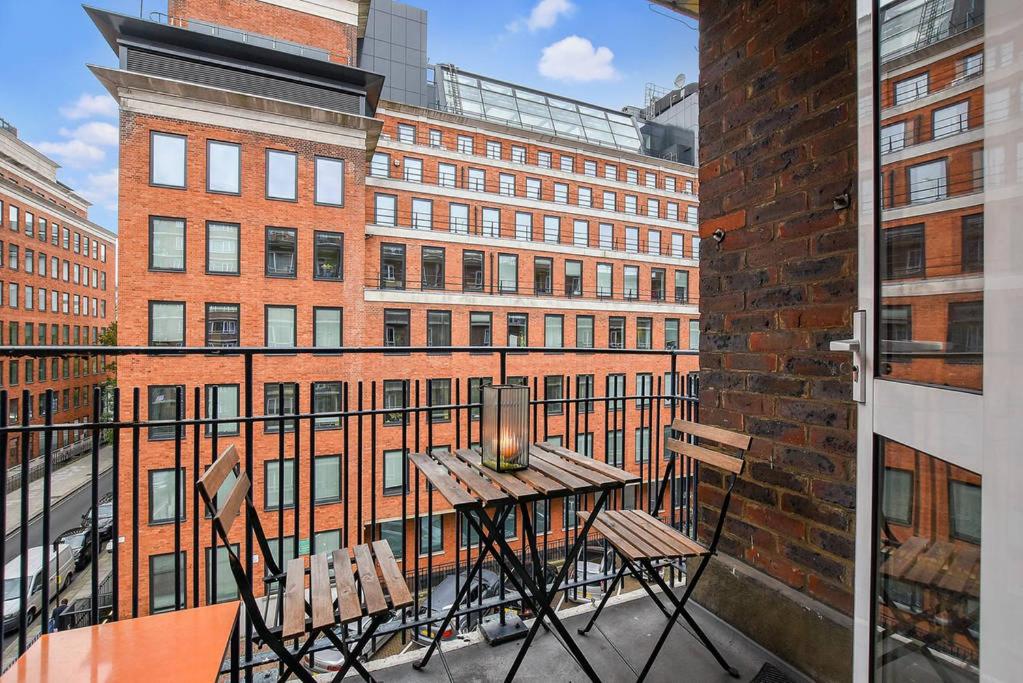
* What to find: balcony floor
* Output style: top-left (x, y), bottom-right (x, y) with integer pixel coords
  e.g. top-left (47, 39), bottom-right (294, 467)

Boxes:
top-left (352, 588), bottom-right (809, 682)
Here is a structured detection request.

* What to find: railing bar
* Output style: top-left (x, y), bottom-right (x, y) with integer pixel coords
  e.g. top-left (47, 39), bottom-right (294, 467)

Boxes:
top-left (276, 382), bottom-right (285, 570)
top-left (370, 380), bottom-right (377, 541)
top-left (41, 390), bottom-right (53, 632)
top-left (91, 386), bottom-right (102, 626)
top-left (111, 387), bottom-right (121, 619)
top-left (18, 390), bottom-right (30, 653)
top-left (210, 387), bottom-right (219, 605)
top-left (243, 352), bottom-right (254, 683)
top-left (0, 391), bottom-right (6, 671)
top-left (192, 386), bottom-right (200, 609)
top-left (173, 385), bottom-right (182, 612)
top-left (342, 381), bottom-right (350, 549)
top-left (357, 381), bottom-right (364, 545)
top-left (131, 388), bottom-right (140, 618)
top-left (307, 384), bottom-right (316, 568)
top-left (293, 383), bottom-right (301, 562)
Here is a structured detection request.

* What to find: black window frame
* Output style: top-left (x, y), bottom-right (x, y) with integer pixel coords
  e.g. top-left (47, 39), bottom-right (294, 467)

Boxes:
top-left (426, 309), bottom-right (452, 349)
top-left (312, 381), bottom-right (342, 430)
top-left (421, 246), bottom-right (445, 290)
top-left (313, 306), bottom-right (343, 350)
top-left (882, 224), bottom-right (925, 279)
top-left (149, 131), bottom-right (187, 190)
top-left (205, 302), bottom-right (240, 348)
top-left (147, 384), bottom-right (184, 440)
top-left (264, 304), bottom-right (297, 348)
top-left (148, 216), bottom-right (186, 272)
top-left (265, 227), bottom-right (298, 278)
top-left (575, 315), bottom-right (594, 349)
top-left (263, 382), bottom-right (298, 434)
top-left (313, 231), bottom-right (344, 281)
top-left (149, 300), bottom-right (185, 347)
top-left (149, 467), bottom-right (186, 524)
top-left (383, 308), bottom-right (411, 349)
top-left (206, 139), bottom-right (241, 195)
top-left (205, 221), bottom-right (240, 276)
top-left (265, 148), bottom-right (298, 202)
top-left (263, 457), bottom-right (297, 508)
top-left (961, 213), bottom-right (983, 273)
top-left (149, 551), bottom-right (187, 614)
top-left (380, 243), bottom-right (406, 290)
top-left (946, 300), bottom-right (983, 365)
top-left (313, 155), bottom-right (345, 207)
top-left (469, 311), bottom-right (493, 348)
top-left (507, 312), bottom-right (528, 348)
top-left (462, 250), bottom-right (484, 292)
top-left (205, 383), bottom-right (240, 436)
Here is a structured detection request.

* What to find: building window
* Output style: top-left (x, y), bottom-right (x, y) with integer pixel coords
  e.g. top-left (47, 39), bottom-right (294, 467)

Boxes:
top-left (148, 385), bottom-right (183, 440)
top-left (498, 173), bottom-right (515, 197)
top-left (149, 468), bottom-right (186, 523)
top-left (648, 230), bottom-right (661, 255)
top-left (624, 196), bottom-right (637, 215)
top-left (583, 160), bottom-right (597, 177)
top-left (576, 316), bottom-right (594, 349)
top-left (511, 145), bottom-right (526, 163)
top-left (623, 266), bottom-right (639, 299)
top-left (507, 313), bottom-right (528, 347)
top-left (206, 545), bottom-right (239, 603)
top-left (606, 429), bottom-right (624, 466)
top-left (206, 303), bottom-right (240, 347)
top-left (572, 220), bottom-right (588, 247)
top-left (578, 187), bottom-right (592, 208)
top-left (469, 312), bottom-right (492, 347)
top-left (598, 223), bottom-right (613, 250)
top-left (665, 176), bottom-right (676, 192)
top-left (150, 301), bottom-right (184, 346)
top-left (949, 480), bottom-right (981, 543)
top-left (149, 552), bottom-right (186, 613)
top-left (554, 183), bottom-right (568, 204)
top-left (893, 72), bottom-right (928, 106)
top-left (689, 320), bottom-right (700, 350)
top-left (449, 204), bottom-right (469, 234)
top-left (468, 377), bottom-right (492, 420)
top-left (383, 449), bottom-right (407, 496)
top-left (545, 315), bottom-right (563, 348)
top-left (946, 301), bottom-right (982, 364)
top-left (961, 214), bottom-right (983, 273)
top-left (264, 383), bottom-right (297, 434)
top-left (675, 270), bottom-right (690, 303)
top-left (149, 217), bottom-right (185, 271)
top-left (313, 307), bottom-right (343, 348)
top-left (311, 455), bottom-right (342, 504)
top-left (908, 159), bottom-right (947, 204)
top-left (636, 318), bottom-right (652, 349)
top-left (456, 135), bottom-right (474, 154)
top-left (422, 246), bottom-right (445, 289)
top-left (543, 376), bottom-right (563, 417)
top-left (635, 427), bottom-right (651, 463)
top-left (602, 190), bottom-right (616, 212)
top-left (384, 309), bottom-right (410, 347)
top-left (264, 458), bottom-right (296, 508)
top-left (933, 101), bottom-right (969, 140)
top-left (609, 317), bottom-right (625, 349)
top-left (207, 140), bottom-right (240, 194)
top-left (314, 156), bottom-right (345, 205)
top-left (526, 177), bottom-right (541, 200)
top-left (692, 237), bottom-right (701, 260)
top-left (498, 254), bottom-right (517, 293)
top-left (412, 198), bottom-right (432, 230)
top-left (380, 243), bottom-right (406, 289)
top-left (534, 257), bottom-right (552, 295)
top-left (665, 319), bottom-right (679, 350)
top-left (265, 306), bottom-right (296, 347)
top-left (543, 216), bottom-right (560, 244)
top-left (205, 384), bottom-right (239, 435)
top-left (596, 263), bottom-right (612, 297)
top-left (537, 151), bottom-right (551, 168)
top-left (666, 202), bottom-right (679, 221)
top-left (482, 207), bottom-right (501, 238)
top-left (206, 222), bottom-right (239, 274)
top-left (686, 206), bottom-right (698, 223)
top-left (418, 516), bottom-right (443, 556)
top-left (428, 129), bottom-right (442, 147)
top-left (397, 123), bottom-right (416, 144)
top-left (882, 224), bottom-right (924, 279)
top-left (383, 380), bottom-right (406, 426)
top-left (265, 228), bottom-right (297, 277)
top-left (370, 152), bottom-right (390, 178)
top-left (626, 168), bottom-right (638, 185)
top-left (604, 164), bottom-right (617, 181)
top-left (515, 212), bottom-right (532, 241)
top-left (651, 269), bottom-right (665, 300)
top-left (463, 251), bottom-right (484, 292)
top-left (881, 122), bottom-right (906, 153)
top-left (427, 310), bottom-right (451, 347)
top-left (151, 132), bottom-right (186, 188)
top-left (429, 379), bottom-right (451, 422)
top-left (438, 163), bottom-right (456, 188)
top-left (313, 382), bottom-right (342, 430)
top-left (533, 500), bottom-right (550, 535)
top-left (403, 157), bottom-right (423, 183)
top-left (374, 194), bottom-right (397, 226)
top-left (486, 140), bottom-right (501, 159)
top-left (565, 261), bottom-right (582, 297)
top-left (313, 232), bottom-right (343, 280)
top-left (265, 149), bottom-right (298, 200)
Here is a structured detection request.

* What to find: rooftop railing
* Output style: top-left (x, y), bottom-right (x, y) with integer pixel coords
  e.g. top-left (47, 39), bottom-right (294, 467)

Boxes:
top-left (0, 345), bottom-right (699, 677)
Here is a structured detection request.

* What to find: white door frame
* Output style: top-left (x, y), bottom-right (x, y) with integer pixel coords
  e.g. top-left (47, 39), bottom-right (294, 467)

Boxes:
top-left (852, 1), bottom-right (1023, 680)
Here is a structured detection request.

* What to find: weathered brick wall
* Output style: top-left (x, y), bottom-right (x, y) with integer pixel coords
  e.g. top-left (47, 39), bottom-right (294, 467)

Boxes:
top-left (697, 0), bottom-right (859, 614)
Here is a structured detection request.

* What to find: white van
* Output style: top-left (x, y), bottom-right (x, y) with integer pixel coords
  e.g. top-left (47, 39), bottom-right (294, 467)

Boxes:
top-left (2, 543), bottom-right (75, 633)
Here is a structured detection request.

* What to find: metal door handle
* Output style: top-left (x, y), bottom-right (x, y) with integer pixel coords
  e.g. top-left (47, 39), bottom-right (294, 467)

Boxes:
top-left (829, 311), bottom-right (865, 403)
top-left (829, 339), bottom-right (860, 352)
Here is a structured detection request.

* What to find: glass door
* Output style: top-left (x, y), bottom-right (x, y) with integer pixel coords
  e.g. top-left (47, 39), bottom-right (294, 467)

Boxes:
top-left (852, 0), bottom-right (1022, 680)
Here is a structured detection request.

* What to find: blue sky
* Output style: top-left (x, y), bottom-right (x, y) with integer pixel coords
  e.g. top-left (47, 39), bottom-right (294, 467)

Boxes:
top-left (0, 0), bottom-right (698, 231)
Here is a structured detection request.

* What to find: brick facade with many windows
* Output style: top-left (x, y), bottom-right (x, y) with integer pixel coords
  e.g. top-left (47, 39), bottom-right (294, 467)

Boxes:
top-left (0, 121), bottom-right (116, 464)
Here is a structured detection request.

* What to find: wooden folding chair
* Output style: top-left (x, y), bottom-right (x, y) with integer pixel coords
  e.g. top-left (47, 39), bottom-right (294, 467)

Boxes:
top-left (197, 445), bottom-right (412, 682)
top-left (577, 419), bottom-right (750, 682)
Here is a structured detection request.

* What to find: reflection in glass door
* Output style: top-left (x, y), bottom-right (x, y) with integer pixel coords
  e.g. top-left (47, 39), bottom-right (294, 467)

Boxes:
top-left (877, 0), bottom-right (985, 392)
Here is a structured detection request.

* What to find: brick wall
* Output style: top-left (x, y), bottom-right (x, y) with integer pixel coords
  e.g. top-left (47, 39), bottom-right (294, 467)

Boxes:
top-left (697, 0), bottom-right (859, 614)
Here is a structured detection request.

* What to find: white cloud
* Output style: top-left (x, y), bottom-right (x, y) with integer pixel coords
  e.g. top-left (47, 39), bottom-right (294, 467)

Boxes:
top-left (58, 122), bottom-right (118, 147)
top-left (60, 93), bottom-right (118, 120)
top-left (33, 139), bottom-right (107, 169)
top-left (538, 36), bottom-right (619, 82)
top-left (508, 0), bottom-right (574, 32)
top-left (76, 168), bottom-right (119, 212)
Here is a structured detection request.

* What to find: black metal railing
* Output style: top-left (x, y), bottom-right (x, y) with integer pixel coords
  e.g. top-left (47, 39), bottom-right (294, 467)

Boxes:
top-left (0, 345), bottom-right (699, 679)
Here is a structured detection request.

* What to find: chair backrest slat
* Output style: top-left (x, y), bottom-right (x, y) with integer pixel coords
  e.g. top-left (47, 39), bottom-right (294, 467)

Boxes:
top-left (665, 437), bottom-right (744, 474)
top-left (214, 471), bottom-right (250, 535)
top-left (197, 444), bottom-right (239, 506)
top-left (671, 418), bottom-right (751, 451)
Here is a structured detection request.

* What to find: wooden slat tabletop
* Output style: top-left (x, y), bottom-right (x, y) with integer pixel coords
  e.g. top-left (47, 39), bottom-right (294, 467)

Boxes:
top-left (434, 451), bottom-right (512, 505)
top-left (526, 447), bottom-right (600, 492)
top-left (408, 452), bottom-right (480, 510)
top-left (529, 448), bottom-right (617, 489)
top-left (308, 552), bottom-right (335, 631)
top-left (331, 548), bottom-right (363, 624)
top-left (454, 448), bottom-right (540, 501)
top-left (536, 442), bottom-right (641, 484)
top-left (354, 544), bottom-right (388, 616)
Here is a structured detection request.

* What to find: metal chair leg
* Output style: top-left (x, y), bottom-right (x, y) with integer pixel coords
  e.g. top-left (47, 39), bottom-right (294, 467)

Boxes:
top-left (577, 563), bottom-right (627, 635)
top-left (332, 615), bottom-right (386, 683)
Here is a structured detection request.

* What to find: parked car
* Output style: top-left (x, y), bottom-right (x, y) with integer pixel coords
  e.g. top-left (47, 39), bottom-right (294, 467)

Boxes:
top-left (415, 569), bottom-right (502, 644)
top-left (305, 612), bottom-right (405, 674)
top-left (564, 544), bottom-right (616, 604)
top-left (2, 543), bottom-right (75, 633)
top-left (55, 527), bottom-right (94, 571)
top-left (81, 502), bottom-right (114, 541)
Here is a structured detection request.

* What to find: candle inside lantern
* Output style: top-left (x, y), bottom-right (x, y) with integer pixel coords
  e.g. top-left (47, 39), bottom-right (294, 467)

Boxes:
top-left (481, 384), bottom-right (529, 471)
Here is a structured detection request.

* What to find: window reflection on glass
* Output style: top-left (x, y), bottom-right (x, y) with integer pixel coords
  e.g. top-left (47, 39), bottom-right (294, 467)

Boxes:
top-left (877, 1), bottom-right (983, 392)
top-left (875, 438), bottom-right (980, 681)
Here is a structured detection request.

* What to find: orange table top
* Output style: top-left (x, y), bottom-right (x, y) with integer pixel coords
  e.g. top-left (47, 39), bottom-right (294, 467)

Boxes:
top-left (1, 602), bottom-right (239, 683)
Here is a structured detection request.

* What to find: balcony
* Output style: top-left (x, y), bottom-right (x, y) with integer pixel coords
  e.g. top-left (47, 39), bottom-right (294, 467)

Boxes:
top-left (0, 345), bottom-right (782, 682)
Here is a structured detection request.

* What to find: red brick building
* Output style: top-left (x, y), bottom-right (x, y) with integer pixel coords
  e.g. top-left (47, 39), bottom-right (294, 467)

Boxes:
top-left (0, 118), bottom-right (116, 464)
top-left (88, 0), bottom-right (699, 615)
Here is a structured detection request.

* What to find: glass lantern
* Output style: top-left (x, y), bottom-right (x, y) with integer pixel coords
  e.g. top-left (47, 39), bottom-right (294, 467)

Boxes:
top-left (481, 384), bottom-right (529, 472)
